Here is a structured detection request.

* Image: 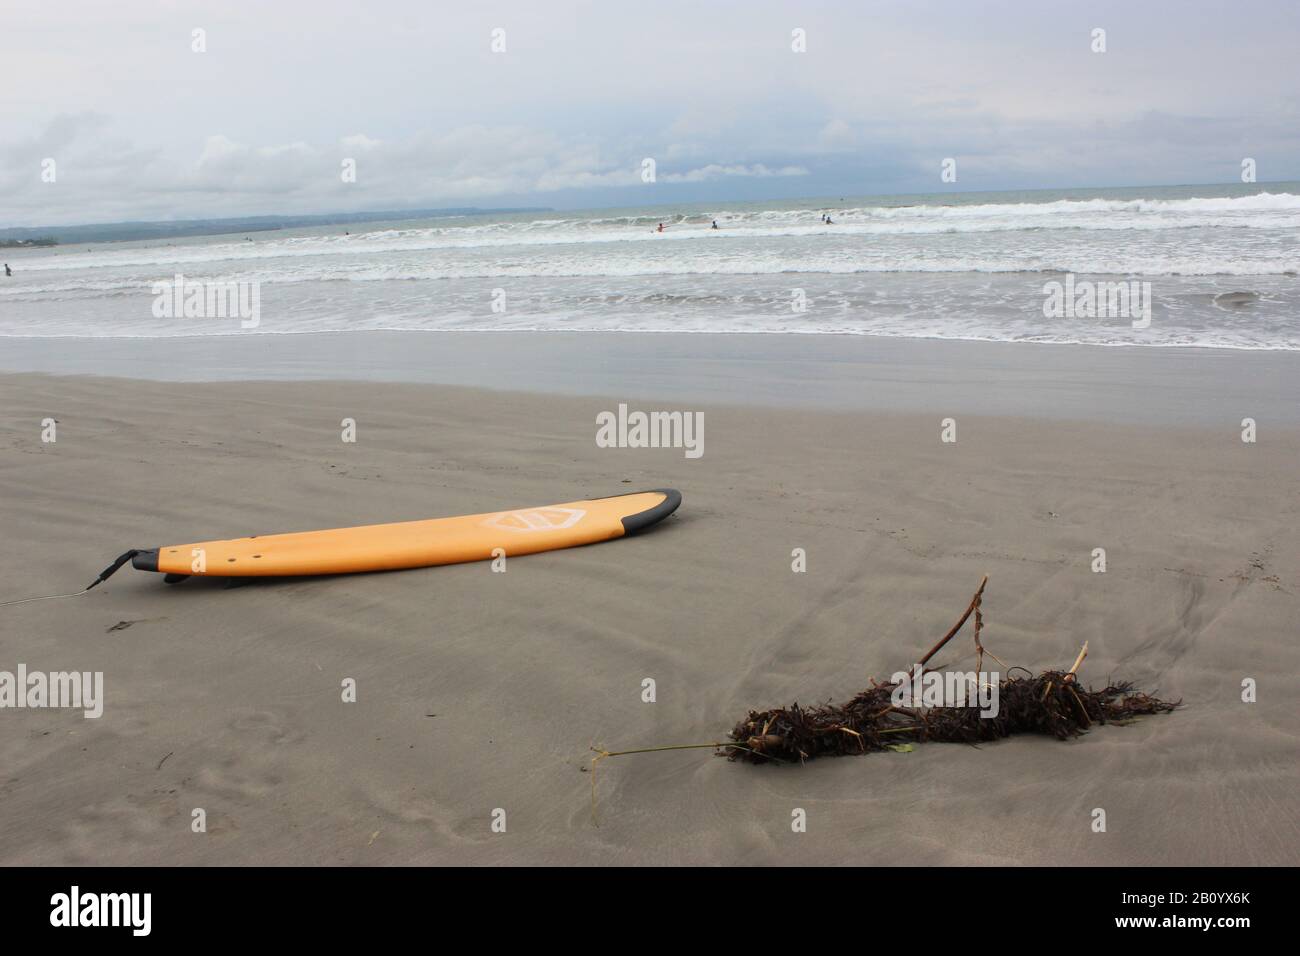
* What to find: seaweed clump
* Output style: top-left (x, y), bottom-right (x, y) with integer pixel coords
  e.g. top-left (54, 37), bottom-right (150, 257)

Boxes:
top-left (588, 575), bottom-right (1178, 823)
top-left (728, 575), bottom-right (1178, 764)
top-left (730, 671), bottom-right (1177, 764)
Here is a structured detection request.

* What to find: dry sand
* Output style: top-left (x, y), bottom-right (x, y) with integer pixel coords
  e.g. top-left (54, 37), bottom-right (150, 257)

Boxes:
top-left (1, 371), bottom-right (1297, 865)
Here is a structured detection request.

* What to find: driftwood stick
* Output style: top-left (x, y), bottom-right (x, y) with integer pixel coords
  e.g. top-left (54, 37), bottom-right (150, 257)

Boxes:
top-left (905, 574), bottom-right (988, 680)
top-left (1064, 641), bottom-right (1089, 683)
top-left (972, 600), bottom-right (1008, 673)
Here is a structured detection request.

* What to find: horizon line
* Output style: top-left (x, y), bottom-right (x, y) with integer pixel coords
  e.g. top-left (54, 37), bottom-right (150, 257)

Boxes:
top-left (4, 178), bottom-right (1297, 240)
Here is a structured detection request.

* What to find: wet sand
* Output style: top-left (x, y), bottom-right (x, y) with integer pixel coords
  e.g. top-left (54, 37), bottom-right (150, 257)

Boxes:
top-left (3, 330), bottom-right (1299, 425)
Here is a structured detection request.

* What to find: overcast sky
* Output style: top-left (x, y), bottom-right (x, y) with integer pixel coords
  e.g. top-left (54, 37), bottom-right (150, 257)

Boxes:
top-left (3, 0), bottom-right (1299, 225)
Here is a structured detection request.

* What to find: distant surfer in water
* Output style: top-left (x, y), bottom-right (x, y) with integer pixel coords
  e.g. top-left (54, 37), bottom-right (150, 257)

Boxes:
top-left (3, 263), bottom-right (10, 277)
top-left (711, 220), bottom-right (719, 229)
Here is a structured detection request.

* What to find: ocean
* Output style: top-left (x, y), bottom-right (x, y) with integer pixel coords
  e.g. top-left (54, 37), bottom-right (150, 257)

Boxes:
top-left (2, 183), bottom-right (1298, 349)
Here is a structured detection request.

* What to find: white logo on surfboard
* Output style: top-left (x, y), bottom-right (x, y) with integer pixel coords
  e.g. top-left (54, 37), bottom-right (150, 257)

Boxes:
top-left (483, 507), bottom-right (586, 533)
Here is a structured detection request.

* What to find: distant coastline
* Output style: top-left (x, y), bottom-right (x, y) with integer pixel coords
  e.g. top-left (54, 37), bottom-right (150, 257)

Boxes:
top-left (0, 207), bottom-right (551, 246)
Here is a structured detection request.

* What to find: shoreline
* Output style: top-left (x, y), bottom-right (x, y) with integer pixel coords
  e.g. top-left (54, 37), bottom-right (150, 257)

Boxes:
top-left (8, 326), bottom-right (1300, 348)
top-left (4, 331), bottom-right (1299, 425)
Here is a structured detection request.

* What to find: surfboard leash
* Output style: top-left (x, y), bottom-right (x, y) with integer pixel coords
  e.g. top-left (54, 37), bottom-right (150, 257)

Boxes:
top-left (0, 549), bottom-right (140, 608)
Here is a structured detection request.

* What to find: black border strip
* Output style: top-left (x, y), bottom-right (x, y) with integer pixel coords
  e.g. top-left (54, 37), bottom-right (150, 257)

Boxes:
top-left (7, 865), bottom-right (1275, 937)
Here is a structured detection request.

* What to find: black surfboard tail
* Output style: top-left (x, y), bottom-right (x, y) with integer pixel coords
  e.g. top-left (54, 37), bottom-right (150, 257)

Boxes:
top-left (616, 488), bottom-right (682, 535)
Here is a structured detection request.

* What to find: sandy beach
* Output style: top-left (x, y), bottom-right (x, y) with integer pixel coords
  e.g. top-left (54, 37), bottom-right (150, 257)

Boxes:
top-left (2, 349), bottom-right (1296, 865)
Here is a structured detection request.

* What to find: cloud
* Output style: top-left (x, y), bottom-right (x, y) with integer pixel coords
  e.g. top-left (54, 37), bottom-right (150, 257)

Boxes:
top-left (2, 0), bottom-right (1299, 224)
top-left (0, 117), bottom-right (822, 225)
top-left (660, 164), bottom-right (809, 183)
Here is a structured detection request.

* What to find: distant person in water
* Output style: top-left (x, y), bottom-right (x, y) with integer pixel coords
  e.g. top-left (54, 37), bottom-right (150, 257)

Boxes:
top-left (3, 263), bottom-right (10, 277)
top-left (656, 223), bottom-right (665, 233)
top-left (711, 220), bottom-right (719, 229)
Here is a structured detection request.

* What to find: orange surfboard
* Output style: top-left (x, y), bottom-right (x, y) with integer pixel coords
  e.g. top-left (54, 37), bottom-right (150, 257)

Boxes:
top-left (130, 489), bottom-right (680, 580)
